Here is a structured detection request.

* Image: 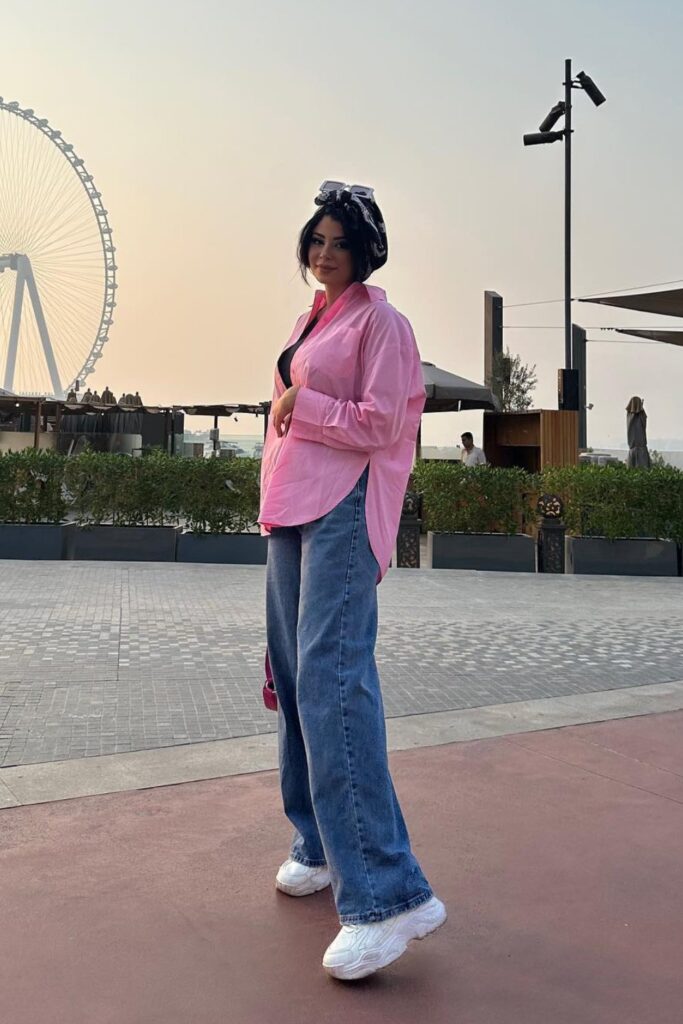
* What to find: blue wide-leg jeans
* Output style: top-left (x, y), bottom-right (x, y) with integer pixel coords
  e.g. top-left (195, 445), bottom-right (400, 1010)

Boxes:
top-left (265, 467), bottom-right (433, 924)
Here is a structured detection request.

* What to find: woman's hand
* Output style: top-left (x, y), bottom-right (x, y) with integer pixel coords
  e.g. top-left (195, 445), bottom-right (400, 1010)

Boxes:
top-left (272, 386), bottom-right (300, 437)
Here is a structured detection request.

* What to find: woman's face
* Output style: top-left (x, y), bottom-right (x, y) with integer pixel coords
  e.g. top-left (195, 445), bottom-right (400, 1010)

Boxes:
top-left (308, 215), bottom-right (355, 290)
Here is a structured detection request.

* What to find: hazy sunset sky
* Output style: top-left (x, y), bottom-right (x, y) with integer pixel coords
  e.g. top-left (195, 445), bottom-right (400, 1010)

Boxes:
top-left (4, 0), bottom-right (683, 448)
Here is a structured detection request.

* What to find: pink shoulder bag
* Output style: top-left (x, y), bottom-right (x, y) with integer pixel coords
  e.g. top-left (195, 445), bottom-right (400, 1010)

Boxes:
top-left (263, 650), bottom-right (278, 711)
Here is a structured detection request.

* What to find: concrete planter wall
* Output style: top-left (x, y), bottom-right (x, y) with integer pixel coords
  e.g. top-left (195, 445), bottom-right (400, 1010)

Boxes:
top-left (0, 523), bottom-right (67, 560)
top-left (566, 537), bottom-right (679, 577)
top-left (64, 525), bottom-right (179, 562)
top-left (428, 531), bottom-right (536, 572)
top-left (176, 532), bottom-right (268, 565)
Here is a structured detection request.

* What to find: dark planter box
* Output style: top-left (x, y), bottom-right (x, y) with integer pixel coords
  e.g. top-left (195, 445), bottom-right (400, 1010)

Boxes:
top-left (176, 532), bottom-right (268, 565)
top-left (64, 525), bottom-right (179, 562)
top-left (0, 523), bottom-right (67, 560)
top-left (566, 536), bottom-right (679, 577)
top-left (428, 531), bottom-right (536, 572)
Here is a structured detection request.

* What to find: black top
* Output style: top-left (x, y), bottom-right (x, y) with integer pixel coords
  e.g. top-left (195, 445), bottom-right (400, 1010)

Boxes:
top-left (278, 314), bottom-right (321, 388)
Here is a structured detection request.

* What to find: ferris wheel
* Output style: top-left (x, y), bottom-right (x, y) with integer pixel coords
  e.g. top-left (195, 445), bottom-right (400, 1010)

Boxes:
top-left (0, 97), bottom-right (116, 398)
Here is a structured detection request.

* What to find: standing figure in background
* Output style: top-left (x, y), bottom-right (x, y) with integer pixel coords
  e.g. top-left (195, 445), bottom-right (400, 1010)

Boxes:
top-left (626, 396), bottom-right (651, 468)
top-left (460, 431), bottom-right (487, 466)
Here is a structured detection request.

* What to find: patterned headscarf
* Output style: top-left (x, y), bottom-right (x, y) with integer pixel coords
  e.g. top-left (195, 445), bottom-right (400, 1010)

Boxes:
top-left (314, 180), bottom-right (388, 276)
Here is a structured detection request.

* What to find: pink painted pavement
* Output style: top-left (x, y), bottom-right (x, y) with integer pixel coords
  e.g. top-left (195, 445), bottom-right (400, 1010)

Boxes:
top-left (1, 711), bottom-right (682, 1024)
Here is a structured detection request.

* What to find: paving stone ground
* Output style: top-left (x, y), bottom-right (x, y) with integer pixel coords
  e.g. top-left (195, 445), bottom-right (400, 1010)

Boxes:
top-left (0, 560), bottom-right (681, 767)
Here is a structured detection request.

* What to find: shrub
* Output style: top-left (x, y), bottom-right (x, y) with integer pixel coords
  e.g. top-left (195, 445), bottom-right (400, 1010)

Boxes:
top-left (177, 456), bottom-right (261, 533)
top-left (0, 450), bottom-right (262, 532)
top-left (412, 461), bottom-right (683, 542)
top-left (63, 449), bottom-right (182, 527)
top-left (3, 450), bottom-right (682, 543)
top-left (0, 449), bottom-right (68, 523)
top-left (541, 463), bottom-right (683, 541)
top-left (411, 460), bottom-right (534, 535)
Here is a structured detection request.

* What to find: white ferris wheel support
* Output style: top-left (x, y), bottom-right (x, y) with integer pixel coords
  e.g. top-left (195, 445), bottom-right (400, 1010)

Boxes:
top-left (0, 98), bottom-right (117, 398)
top-left (1, 253), bottom-right (62, 394)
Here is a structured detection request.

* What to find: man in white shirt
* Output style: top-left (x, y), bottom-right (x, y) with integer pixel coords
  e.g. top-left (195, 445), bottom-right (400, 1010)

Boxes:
top-left (460, 432), bottom-right (487, 467)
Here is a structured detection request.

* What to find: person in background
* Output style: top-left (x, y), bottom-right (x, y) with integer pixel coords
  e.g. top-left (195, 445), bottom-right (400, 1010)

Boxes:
top-left (460, 431), bottom-right (487, 466)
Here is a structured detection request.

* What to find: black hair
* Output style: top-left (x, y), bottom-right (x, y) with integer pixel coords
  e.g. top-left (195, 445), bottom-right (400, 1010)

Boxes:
top-left (461, 432), bottom-right (474, 442)
top-left (297, 200), bottom-right (385, 284)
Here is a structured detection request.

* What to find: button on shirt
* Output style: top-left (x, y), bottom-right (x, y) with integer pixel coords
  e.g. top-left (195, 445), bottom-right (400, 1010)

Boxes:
top-left (461, 446), bottom-right (487, 466)
top-left (259, 283), bottom-right (426, 581)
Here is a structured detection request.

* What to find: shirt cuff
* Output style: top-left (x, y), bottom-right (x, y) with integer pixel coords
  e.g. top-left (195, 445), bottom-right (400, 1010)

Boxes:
top-left (289, 386), bottom-right (336, 443)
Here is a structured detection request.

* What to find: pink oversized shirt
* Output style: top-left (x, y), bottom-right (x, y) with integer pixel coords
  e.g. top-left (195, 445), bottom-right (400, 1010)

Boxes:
top-left (258, 282), bottom-right (426, 581)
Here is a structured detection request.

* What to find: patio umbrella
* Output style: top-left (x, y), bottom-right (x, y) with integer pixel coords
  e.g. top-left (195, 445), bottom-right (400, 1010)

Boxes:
top-left (421, 362), bottom-right (499, 413)
top-left (626, 396), bottom-right (651, 468)
top-left (416, 362), bottom-right (499, 459)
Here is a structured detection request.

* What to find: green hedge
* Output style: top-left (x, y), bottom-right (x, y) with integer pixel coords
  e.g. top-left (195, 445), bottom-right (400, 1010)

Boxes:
top-left (0, 450), bottom-right (262, 533)
top-left (540, 463), bottom-right (683, 542)
top-left (411, 461), bottom-right (534, 535)
top-left (0, 449), bottom-right (68, 525)
top-left (2, 450), bottom-right (683, 542)
top-left (411, 460), bottom-right (683, 542)
top-left (172, 454), bottom-right (261, 534)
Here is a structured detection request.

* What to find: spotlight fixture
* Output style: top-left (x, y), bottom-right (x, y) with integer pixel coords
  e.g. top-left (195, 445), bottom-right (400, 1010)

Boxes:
top-left (539, 101), bottom-right (566, 133)
top-left (576, 71), bottom-right (606, 107)
top-left (523, 130), bottom-right (564, 146)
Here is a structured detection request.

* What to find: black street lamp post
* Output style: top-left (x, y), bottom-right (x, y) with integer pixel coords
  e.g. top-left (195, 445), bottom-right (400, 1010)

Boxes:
top-left (564, 59), bottom-right (573, 372)
top-left (524, 59), bottom-right (606, 372)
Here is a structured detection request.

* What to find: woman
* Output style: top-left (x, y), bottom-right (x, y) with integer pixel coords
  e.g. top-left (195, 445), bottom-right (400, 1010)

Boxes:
top-left (259, 181), bottom-right (446, 981)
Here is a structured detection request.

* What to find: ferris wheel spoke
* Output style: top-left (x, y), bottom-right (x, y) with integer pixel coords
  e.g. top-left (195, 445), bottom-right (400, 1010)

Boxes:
top-left (40, 294), bottom-right (99, 339)
top-left (41, 237), bottom-right (100, 264)
top-left (13, 131), bottom-right (56, 242)
top-left (32, 218), bottom-right (102, 254)
top-left (0, 118), bottom-right (21, 226)
top-left (38, 283), bottom-right (101, 339)
top-left (22, 133), bottom-right (76, 239)
top-left (28, 171), bottom-right (93, 224)
top-left (36, 287), bottom-right (97, 336)
top-left (24, 192), bottom-right (94, 254)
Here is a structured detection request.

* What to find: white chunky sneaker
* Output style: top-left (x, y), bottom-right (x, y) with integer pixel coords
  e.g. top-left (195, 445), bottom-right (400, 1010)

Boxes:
top-left (275, 858), bottom-right (331, 897)
top-left (323, 896), bottom-right (447, 981)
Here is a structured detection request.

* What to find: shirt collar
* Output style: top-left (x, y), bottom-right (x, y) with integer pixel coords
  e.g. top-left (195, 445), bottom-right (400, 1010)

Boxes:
top-left (312, 282), bottom-right (387, 319)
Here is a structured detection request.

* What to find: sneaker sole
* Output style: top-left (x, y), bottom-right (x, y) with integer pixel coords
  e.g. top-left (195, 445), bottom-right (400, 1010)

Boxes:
top-left (275, 877), bottom-right (331, 897)
top-left (324, 900), bottom-right (447, 981)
